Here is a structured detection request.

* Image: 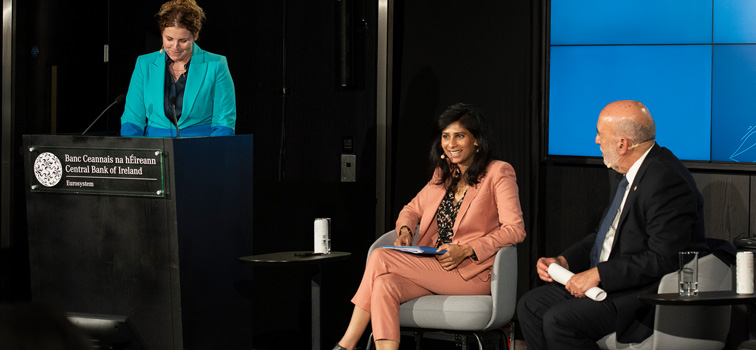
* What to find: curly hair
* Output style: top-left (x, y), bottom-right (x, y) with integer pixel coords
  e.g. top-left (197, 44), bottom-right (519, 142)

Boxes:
top-left (429, 103), bottom-right (496, 187)
top-left (156, 0), bottom-right (206, 40)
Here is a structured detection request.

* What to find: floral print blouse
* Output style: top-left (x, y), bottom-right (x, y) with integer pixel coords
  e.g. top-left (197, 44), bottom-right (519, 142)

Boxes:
top-left (435, 168), bottom-right (467, 247)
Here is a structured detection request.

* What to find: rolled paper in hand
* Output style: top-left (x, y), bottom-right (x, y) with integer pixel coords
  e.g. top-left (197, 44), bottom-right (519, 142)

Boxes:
top-left (548, 263), bottom-right (607, 301)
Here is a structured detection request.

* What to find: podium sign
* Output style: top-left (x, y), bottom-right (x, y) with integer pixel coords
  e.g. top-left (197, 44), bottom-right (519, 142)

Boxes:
top-left (27, 145), bottom-right (166, 197)
top-left (24, 134), bottom-right (255, 349)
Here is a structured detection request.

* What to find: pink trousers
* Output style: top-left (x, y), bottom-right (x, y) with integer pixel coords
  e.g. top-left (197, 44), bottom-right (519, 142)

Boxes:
top-left (351, 248), bottom-right (490, 342)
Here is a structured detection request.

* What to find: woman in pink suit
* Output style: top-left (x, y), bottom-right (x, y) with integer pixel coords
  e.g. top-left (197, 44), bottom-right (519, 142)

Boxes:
top-left (333, 103), bottom-right (527, 350)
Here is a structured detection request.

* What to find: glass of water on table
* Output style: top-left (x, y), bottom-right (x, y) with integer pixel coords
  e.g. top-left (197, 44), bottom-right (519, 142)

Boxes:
top-left (678, 251), bottom-right (699, 296)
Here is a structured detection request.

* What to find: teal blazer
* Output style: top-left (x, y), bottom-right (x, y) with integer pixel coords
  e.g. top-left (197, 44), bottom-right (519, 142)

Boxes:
top-left (120, 43), bottom-right (236, 137)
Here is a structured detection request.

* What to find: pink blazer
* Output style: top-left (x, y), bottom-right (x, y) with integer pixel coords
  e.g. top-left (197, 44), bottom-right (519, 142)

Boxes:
top-left (395, 160), bottom-right (526, 281)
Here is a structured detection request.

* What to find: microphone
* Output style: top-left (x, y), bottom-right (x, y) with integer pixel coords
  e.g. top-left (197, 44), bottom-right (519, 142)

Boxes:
top-left (605, 140), bottom-right (650, 169)
top-left (169, 96), bottom-right (181, 138)
top-left (81, 94), bottom-right (125, 135)
top-left (605, 154), bottom-right (624, 170)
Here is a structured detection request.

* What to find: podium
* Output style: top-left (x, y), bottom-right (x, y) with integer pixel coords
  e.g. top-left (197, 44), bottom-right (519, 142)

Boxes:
top-left (22, 134), bottom-right (255, 349)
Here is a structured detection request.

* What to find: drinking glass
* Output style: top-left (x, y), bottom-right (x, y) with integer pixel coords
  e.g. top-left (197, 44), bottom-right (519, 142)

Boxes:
top-left (678, 251), bottom-right (699, 296)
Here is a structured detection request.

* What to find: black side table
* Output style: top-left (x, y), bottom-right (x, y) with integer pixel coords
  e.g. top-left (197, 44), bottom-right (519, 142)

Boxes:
top-left (240, 251), bottom-right (351, 350)
top-left (639, 291), bottom-right (756, 306)
top-left (639, 291), bottom-right (756, 349)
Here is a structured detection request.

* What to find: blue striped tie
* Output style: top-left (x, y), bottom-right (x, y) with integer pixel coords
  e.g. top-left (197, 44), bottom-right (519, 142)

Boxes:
top-left (590, 177), bottom-right (629, 268)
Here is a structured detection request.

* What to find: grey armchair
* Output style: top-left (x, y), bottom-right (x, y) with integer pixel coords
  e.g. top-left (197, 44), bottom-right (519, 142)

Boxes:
top-left (365, 230), bottom-right (517, 350)
top-left (596, 253), bottom-right (732, 350)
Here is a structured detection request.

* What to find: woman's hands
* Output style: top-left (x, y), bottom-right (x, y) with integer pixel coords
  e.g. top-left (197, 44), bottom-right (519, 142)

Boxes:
top-left (394, 228), bottom-right (475, 272)
top-left (394, 226), bottom-right (413, 246)
top-left (436, 243), bottom-right (474, 271)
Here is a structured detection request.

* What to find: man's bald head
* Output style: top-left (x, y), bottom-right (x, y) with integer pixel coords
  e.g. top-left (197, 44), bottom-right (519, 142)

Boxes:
top-left (595, 100), bottom-right (656, 172)
top-left (598, 100), bottom-right (655, 144)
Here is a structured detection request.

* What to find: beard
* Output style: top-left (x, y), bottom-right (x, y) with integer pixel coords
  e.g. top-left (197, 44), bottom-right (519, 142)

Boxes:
top-left (601, 144), bottom-right (621, 169)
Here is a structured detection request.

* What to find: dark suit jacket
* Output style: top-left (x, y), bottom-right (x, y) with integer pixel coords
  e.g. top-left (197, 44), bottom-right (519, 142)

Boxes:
top-left (561, 145), bottom-right (707, 343)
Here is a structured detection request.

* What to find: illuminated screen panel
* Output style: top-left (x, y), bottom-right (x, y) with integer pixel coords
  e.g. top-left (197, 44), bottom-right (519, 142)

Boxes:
top-left (551, 0), bottom-right (711, 45)
top-left (714, 0), bottom-right (756, 43)
top-left (549, 0), bottom-right (756, 162)
top-left (712, 45), bottom-right (756, 162)
top-left (549, 45), bottom-right (712, 160)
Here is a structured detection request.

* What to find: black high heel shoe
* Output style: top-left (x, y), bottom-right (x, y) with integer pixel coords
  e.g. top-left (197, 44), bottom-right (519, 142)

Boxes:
top-left (332, 345), bottom-right (347, 350)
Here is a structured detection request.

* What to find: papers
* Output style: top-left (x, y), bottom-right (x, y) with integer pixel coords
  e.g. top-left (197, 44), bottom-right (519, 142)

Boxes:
top-left (380, 245), bottom-right (447, 255)
top-left (548, 263), bottom-right (607, 302)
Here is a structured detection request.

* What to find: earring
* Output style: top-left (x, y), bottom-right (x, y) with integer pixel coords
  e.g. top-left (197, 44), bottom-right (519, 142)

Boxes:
top-left (440, 154), bottom-right (445, 159)
top-left (475, 144), bottom-right (479, 153)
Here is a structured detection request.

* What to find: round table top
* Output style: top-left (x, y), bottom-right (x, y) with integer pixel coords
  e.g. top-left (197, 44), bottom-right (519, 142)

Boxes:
top-left (638, 290), bottom-right (756, 306)
top-left (239, 251), bottom-right (351, 265)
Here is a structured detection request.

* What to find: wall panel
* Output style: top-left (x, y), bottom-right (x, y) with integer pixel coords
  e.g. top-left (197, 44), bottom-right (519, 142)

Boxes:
top-left (692, 172), bottom-right (750, 241)
top-left (541, 163), bottom-right (611, 257)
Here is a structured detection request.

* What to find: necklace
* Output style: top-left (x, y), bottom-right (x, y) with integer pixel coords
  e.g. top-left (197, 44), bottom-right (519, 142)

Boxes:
top-left (453, 177), bottom-right (469, 206)
top-left (170, 62), bottom-right (187, 81)
top-left (171, 64), bottom-right (186, 72)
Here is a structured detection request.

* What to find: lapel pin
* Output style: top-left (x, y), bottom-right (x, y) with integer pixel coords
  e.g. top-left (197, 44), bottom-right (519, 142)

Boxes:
top-left (634, 186), bottom-right (637, 191)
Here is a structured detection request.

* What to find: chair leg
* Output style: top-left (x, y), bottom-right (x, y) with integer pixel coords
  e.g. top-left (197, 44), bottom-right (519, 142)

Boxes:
top-left (365, 332), bottom-right (374, 350)
top-left (505, 321), bottom-right (516, 350)
top-left (472, 333), bottom-right (484, 350)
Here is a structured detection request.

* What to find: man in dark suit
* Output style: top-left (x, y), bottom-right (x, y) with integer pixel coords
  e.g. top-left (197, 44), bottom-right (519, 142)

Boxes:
top-left (517, 100), bottom-right (707, 349)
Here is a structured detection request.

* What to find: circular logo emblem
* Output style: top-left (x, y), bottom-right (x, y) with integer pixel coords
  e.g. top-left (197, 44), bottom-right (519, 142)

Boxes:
top-left (33, 152), bottom-right (63, 187)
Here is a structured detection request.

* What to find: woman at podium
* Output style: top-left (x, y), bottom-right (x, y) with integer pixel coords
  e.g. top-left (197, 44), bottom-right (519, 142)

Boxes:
top-left (333, 103), bottom-right (527, 350)
top-left (120, 0), bottom-right (236, 137)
